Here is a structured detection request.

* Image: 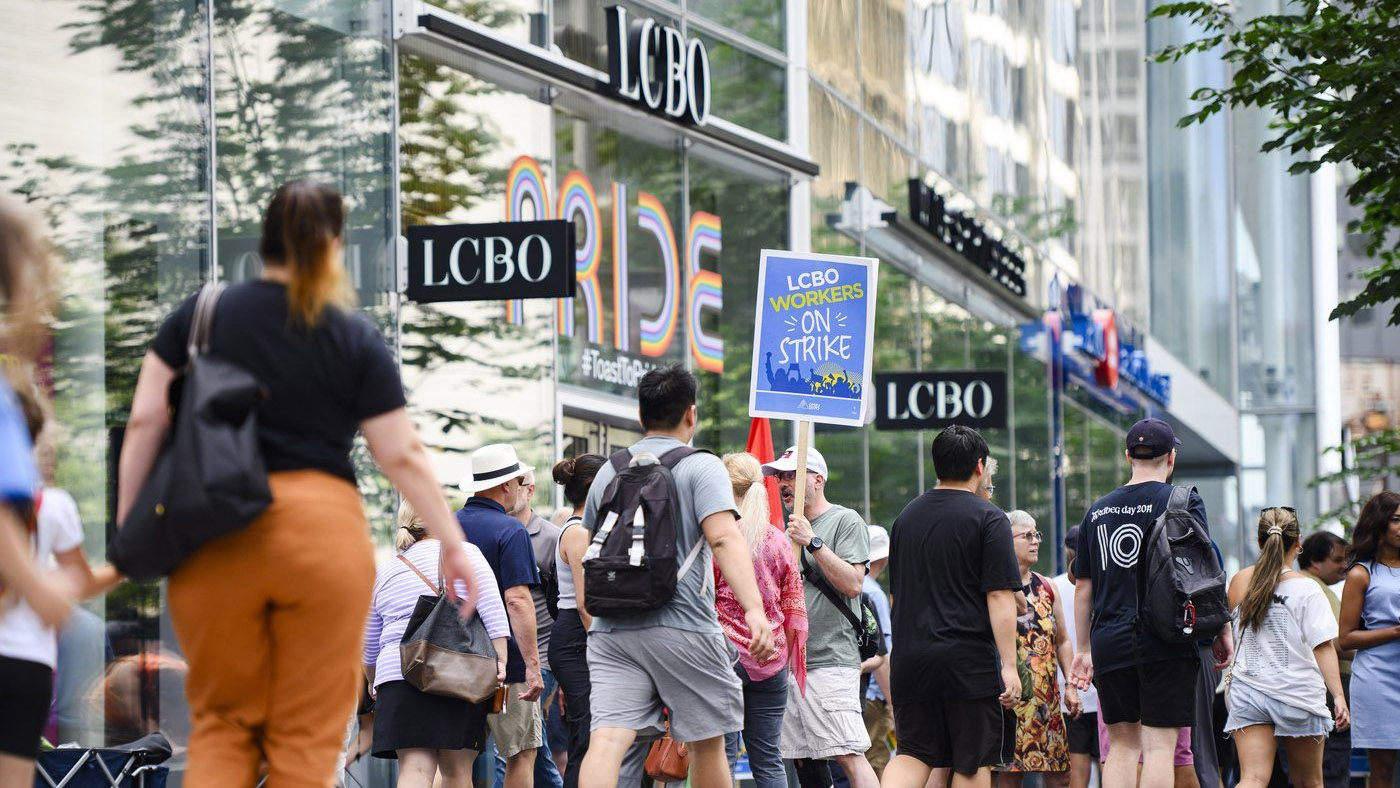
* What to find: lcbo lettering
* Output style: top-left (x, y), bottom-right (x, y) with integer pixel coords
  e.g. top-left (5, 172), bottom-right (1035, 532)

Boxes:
top-left (420, 234), bottom-right (553, 287)
top-left (887, 380), bottom-right (995, 421)
top-left (606, 6), bottom-right (711, 126)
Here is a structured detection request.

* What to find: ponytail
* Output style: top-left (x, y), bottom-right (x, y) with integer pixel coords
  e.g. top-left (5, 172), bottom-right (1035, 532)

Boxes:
top-left (1239, 507), bottom-right (1300, 632)
top-left (395, 500), bottom-right (430, 551)
top-left (723, 452), bottom-right (772, 554)
top-left (259, 180), bottom-right (354, 327)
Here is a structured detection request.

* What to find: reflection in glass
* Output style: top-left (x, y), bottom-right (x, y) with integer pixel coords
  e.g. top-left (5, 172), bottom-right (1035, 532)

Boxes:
top-left (689, 0), bottom-right (784, 50)
top-left (697, 32), bottom-right (786, 140)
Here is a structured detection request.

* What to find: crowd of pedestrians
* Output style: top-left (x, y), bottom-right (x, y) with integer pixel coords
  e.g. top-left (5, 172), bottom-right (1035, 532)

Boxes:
top-left (3, 182), bottom-right (1400, 788)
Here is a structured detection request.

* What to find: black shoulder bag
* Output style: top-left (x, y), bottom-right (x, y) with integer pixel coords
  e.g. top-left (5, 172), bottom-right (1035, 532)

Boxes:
top-left (801, 550), bottom-right (882, 661)
top-left (110, 283), bottom-right (273, 581)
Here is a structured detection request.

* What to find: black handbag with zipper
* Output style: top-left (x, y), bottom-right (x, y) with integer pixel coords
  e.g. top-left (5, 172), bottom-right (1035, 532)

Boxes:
top-left (109, 283), bottom-right (272, 581)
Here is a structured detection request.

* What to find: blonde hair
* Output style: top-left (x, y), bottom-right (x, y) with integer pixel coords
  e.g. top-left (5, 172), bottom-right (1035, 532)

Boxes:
top-left (395, 500), bottom-right (430, 552)
top-left (723, 452), bottom-right (772, 553)
top-left (0, 196), bottom-right (56, 360)
top-left (1239, 507), bottom-right (1301, 632)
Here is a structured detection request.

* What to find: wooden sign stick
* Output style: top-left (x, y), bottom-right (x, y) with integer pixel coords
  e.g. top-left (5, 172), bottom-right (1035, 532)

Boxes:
top-left (789, 420), bottom-right (811, 559)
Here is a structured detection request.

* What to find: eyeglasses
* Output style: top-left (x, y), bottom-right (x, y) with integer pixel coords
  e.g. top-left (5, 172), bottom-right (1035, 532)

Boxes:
top-left (773, 470), bottom-right (805, 482)
top-left (1015, 531), bottom-right (1043, 543)
top-left (983, 485), bottom-right (996, 494)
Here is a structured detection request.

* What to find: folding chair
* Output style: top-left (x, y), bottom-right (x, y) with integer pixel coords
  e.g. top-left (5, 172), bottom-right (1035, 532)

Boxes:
top-left (34, 733), bottom-right (172, 788)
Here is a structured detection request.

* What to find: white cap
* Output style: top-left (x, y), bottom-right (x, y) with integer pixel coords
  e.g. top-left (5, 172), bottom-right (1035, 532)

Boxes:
top-left (458, 443), bottom-right (534, 493)
top-left (867, 525), bottom-right (890, 562)
top-left (762, 445), bottom-right (829, 479)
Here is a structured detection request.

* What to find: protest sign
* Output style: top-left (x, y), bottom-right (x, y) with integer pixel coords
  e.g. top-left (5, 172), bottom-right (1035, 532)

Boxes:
top-left (748, 250), bottom-right (879, 427)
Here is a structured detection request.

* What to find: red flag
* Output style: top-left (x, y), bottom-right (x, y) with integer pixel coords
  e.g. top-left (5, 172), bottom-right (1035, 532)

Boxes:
top-left (745, 417), bottom-right (785, 528)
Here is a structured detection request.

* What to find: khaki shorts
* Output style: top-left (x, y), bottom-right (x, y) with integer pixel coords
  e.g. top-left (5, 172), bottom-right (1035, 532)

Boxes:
top-left (487, 682), bottom-right (543, 757)
top-left (780, 666), bottom-right (871, 759)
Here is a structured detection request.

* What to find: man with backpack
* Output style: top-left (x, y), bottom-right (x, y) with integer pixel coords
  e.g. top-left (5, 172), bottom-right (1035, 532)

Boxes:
top-left (577, 365), bottom-right (775, 788)
top-left (1070, 418), bottom-right (1233, 788)
top-left (763, 445), bottom-right (880, 788)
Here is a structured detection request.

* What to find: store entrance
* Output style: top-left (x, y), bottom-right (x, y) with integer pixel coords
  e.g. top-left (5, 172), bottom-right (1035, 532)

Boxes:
top-left (561, 409), bottom-right (644, 459)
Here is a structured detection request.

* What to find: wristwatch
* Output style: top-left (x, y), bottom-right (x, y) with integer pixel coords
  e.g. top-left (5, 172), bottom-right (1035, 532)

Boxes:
top-left (805, 536), bottom-right (825, 554)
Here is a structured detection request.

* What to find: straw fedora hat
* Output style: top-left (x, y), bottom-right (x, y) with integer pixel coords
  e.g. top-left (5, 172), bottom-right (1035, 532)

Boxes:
top-left (458, 443), bottom-right (534, 494)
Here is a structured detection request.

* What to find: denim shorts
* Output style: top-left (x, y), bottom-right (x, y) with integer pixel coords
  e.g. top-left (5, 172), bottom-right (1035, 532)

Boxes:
top-left (1225, 679), bottom-right (1333, 738)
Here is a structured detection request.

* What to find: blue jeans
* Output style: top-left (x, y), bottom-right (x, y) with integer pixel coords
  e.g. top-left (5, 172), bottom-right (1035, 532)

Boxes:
top-left (479, 669), bottom-right (564, 788)
top-left (726, 666), bottom-right (789, 788)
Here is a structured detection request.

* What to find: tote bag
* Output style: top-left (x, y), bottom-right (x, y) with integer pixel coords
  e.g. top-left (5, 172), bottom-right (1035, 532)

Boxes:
top-left (397, 552), bottom-right (499, 703)
top-left (109, 283), bottom-right (271, 581)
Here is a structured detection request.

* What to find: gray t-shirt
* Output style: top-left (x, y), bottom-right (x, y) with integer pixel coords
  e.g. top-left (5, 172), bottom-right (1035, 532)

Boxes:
top-left (583, 436), bottom-right (738, 635)
top-left (526, 512), bottom-right (562, 670)
top-left (801, 504), bottom-right (871, 670)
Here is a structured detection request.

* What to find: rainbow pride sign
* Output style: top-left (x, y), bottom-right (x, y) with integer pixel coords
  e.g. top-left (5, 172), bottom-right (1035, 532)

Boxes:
top-left (503, 155), bottom-right (724, 375)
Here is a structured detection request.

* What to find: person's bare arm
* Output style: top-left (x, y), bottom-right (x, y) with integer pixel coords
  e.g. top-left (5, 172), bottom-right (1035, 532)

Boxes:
top-left (704, 509), bottom-right (775, 662)
top-left (504, 584), bottom-right (543, 700)
top-left (53, 548), bottom-right (121, 600)
top-left (1340, 565), bottom-right (1400, 650)
top-left (360, 408), bottom-right (477, 610)
top-left (0, 513), bottom-right (71, 627)
top-left (492, 637), bottom-right (508, 684)
top-left (860, 653), bottom-right (885, 674)
top-left (1051, 588), bottom-right (1081, 717)
top-left (116, 352), bottom-right (175, 525)
top-left (560, 524), bottom-right (593, 630)
top-left (988, 588), bottom-right (1021, 707)
top-left (1314, 642), bottom-right (1350, 729)
top-left (874, 655), bottom-right (893, 705)
top-left (786, 512), bottom-right (863, 597)
top-left (1071, 577), bottom-right (1094, 689)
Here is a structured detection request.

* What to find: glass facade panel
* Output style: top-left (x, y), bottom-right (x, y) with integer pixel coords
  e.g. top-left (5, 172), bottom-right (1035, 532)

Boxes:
top-left (695, 32), bottom-right (786, 141)
top-left (1146, 8), bottom-right (1233, 398)
top-left (688, 153), bottom-right (790, 450)
top-left (0, 0), bottom-right (213, 751)
top-left (689, 0), bottom-right (784, 50)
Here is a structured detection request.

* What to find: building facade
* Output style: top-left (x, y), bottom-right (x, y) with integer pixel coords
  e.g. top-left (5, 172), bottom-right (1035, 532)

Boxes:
top-left (1, 0), bottom-right (1335, 782)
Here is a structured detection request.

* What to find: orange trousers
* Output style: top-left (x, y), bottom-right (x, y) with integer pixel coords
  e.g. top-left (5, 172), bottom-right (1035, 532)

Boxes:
top-left (169, 470), bottom-right (375, 788)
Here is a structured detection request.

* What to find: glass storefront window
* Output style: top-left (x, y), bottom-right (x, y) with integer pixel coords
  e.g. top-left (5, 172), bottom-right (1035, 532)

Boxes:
top-left (689, 0), bottom-right (784, 50)
top-left (696, 32), bottom-right (787, 141)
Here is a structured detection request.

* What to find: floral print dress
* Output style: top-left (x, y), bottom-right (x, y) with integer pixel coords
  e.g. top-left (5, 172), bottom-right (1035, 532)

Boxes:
top-left (1000, 572), bottom-right (1069, 773)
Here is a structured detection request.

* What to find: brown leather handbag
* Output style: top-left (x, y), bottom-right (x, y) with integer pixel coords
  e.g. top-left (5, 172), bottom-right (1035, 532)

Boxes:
top-left (644, 720), bottom-right (690, 784)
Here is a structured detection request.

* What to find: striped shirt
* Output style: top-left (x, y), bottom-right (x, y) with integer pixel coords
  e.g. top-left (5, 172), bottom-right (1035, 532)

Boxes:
top-left (363, 539), bottom-right (508, 687)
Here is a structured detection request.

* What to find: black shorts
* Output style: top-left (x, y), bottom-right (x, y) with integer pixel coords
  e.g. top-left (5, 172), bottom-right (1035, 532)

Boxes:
top-left (893, 696), bottom-right (1013, 776)
top-left (1095, 658), bottom-right (1198, 728)
top-left (1066, 711), bottom-right (1100, 758)
top-left (0, 655), bottom-right (54, 758)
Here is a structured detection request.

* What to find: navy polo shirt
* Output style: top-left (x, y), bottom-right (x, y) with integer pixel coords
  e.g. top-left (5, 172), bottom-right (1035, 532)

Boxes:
top-left (457, 496), bottom-right (540, 683)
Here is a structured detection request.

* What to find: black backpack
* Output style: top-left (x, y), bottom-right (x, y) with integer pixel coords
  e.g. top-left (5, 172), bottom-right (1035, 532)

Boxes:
top-left (582, 447), bottom-right (711, 617)
top-left (1136, 486), bottom-right (1230, 644)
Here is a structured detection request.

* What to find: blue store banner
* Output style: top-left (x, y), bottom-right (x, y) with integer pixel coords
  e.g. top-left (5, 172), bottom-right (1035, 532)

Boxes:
top-left (748, 249), bottom-right (879, 427)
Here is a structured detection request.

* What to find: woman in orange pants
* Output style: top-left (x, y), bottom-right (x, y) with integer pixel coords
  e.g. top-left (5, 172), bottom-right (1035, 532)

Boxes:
top-left (118, 181), bottom-right (479, 788)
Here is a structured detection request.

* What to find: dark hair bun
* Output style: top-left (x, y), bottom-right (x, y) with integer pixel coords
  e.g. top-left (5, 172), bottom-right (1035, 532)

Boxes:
top-left (552, 457), bottom-right (578, 486)
top-left (555, 453), bottom-right (607, 507)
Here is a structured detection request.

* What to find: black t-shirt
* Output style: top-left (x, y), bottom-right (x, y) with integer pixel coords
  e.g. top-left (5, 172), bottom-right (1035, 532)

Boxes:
top-left (151, 281), bottom-right (406, 482)
top-left (889, 488), bottom-right (1021, 701)
top-left (1076, 481), bottom-right (1208, 673)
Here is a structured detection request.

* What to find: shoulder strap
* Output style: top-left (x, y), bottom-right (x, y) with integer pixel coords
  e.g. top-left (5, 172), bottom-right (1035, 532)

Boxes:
top-left (187, 282), bottom-right (226, 359)
top-left (1167, 485), bottom-right (1193, 513)
top-left (608, 449), bottom-right (632, 473)
top-left (659, 446), bottom-right (713, 469)
top-left (398, 553), bottom-right (440, 595)
top-left (801, 549), bottom-right (864, 631)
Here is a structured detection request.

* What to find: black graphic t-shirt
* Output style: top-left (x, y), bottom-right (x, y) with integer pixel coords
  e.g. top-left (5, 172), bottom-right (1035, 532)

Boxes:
top-left (1076, 481), bottom-right (1208, 673)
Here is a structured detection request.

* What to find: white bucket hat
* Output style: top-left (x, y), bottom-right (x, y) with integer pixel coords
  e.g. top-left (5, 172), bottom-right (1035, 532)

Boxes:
top-left (458, 443), bottom-right (534, 494)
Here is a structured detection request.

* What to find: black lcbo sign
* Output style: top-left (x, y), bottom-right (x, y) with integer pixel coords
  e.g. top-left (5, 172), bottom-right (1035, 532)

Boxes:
top-left (606, 6), bottom-right (711, 126)
top-left (907, 179), bottom-right (1027, 298)
top-left (405, 220), bottom-right (576, 304)
top-left (874, 371), bottom-right (1009, 431)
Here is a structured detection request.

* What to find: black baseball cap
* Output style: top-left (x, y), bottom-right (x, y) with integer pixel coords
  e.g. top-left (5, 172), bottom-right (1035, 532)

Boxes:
top-left (1126, 418), bottom-right (1181, 459)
